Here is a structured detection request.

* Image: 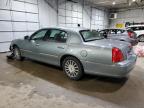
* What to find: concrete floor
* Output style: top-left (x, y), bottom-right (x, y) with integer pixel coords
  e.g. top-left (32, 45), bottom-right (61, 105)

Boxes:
top-left (0, 53), bottom-right (144, 108)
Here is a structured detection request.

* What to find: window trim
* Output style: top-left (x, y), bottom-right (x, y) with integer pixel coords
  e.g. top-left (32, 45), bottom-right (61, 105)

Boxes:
top-left (30, 29), bottom-right (48, 40)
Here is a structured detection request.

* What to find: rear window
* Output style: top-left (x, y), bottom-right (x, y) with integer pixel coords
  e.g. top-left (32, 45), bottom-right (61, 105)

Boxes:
top-left (80, 30), bottom-right (104, 42)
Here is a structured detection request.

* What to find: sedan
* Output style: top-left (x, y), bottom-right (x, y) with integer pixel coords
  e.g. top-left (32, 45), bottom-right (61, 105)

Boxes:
top-left (99, 29), bottom-right (138, 46)
top-left (9, 28), bottom-right (137, 80)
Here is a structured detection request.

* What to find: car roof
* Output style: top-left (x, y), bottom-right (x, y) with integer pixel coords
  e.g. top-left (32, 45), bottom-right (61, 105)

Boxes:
top-left (128, 25), bottom-right (144, 27)
top-left (41, 27), bottom-right (89, 33)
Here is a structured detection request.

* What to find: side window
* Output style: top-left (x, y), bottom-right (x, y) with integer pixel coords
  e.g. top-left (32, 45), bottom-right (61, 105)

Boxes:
top-left (117, 30), bottom-right (121, 34)
top-left (56, 31), bottom-right (68, 42)
top-left (31, 29), bottom-right (48, 40)
top-left (49, 30), bottom-right (61, 40)
top-left (45, 29), bottom-right (68, 43)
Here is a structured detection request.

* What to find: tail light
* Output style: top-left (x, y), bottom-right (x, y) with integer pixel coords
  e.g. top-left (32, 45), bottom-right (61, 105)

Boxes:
top-left (112, 47), bottom-right (124, 63)
top-left (128, 31), bottom-right (134, 38)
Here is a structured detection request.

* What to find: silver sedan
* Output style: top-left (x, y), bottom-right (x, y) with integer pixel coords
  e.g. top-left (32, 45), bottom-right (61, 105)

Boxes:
top-left (10, 27), bottom-right (137, 80)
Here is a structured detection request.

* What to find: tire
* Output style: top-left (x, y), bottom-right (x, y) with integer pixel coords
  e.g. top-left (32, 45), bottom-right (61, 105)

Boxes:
top-left (139, 35), bottom-right (144, 42)
top-left (13, 46), bottom-right (24, 61)
top-left (62, 57), bottom-right (84, 80)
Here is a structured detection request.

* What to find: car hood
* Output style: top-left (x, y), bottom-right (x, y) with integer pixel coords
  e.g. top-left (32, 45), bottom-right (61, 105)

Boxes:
top-left (84, 39), bottom-right (130, 49)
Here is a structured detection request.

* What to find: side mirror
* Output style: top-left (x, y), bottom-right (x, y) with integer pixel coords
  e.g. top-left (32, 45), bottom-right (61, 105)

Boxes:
top-left (24, 36), bottom-right (30, 40)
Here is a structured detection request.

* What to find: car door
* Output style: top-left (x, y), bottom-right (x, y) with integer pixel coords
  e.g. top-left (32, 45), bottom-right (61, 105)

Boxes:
top-left (21, 29), bottom-right (48, 60)
top-left (35, 29), bottom-right (68, 66)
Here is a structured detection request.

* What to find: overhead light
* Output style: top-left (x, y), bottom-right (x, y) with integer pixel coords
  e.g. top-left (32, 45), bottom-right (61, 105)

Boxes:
top-left (112, 1), bottom-right (116, 5)
top-left (129, 2), bottom-right (132, 6)
top-left (132, 0), bottom-right (136, 2)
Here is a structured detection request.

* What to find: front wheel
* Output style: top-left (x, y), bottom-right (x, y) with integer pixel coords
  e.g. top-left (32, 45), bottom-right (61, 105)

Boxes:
top-left (13, 46), bottom-right (24, 61)
top-left (62, 57), bottom-right (84, 80)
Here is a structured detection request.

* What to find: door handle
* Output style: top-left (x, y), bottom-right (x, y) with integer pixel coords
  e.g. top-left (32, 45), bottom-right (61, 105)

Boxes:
top-left (57, 46), bottom-right (64, 49)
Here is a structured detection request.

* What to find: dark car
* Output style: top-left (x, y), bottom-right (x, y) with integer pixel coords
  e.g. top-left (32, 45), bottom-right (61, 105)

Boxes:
top-left (99, 29), bottom-right (138, 46)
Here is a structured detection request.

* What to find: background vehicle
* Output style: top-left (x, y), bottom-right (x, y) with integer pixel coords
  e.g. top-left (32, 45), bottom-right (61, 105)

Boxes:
top-left (99, 29), bottom-right (138, 46)
top-left (10, 28), bottom-right (137, 80)
top-left (127, 25), bottom-right (144, 42)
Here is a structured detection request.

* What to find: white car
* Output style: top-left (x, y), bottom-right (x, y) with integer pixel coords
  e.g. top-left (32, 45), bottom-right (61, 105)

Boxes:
top-left (127, 25), bottom-right (144, 42)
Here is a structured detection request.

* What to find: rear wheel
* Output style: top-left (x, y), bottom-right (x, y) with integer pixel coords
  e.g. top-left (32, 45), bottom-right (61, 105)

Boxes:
top-left (62, 57), bottom-right (84, 80)
top-left (139, 35), bottom-right (144, 42)
top-left (13, 46), bottom-right (24, 61)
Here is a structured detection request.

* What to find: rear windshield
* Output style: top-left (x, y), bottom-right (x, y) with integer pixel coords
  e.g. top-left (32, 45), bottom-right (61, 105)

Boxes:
top-left (80, 30), bottom-right (104, 42)
top-left (129, 26), bottom-right (144, 31)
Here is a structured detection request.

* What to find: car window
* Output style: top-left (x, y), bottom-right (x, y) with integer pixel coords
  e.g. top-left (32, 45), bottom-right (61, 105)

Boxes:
top-left (80, 30), bottom-right (104, 42)
top-left (130, 26), bottom-right (144, 31)
top-left (110, 30), bottom-right (116, 34)
top-left (31, 29), bottom-right (48, 40)
top-left (44, 29), bottom-right (68, 43)
top-left (117, 30), bottom-right (124, 34)
top-left (108, 29), bottom-right (125, 34)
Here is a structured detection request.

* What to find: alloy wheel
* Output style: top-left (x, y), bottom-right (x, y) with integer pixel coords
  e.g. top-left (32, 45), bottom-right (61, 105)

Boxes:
top-left (64, 60), bottom-right (79, 78)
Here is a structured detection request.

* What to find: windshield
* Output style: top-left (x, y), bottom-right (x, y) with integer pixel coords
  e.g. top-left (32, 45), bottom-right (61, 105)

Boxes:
top-left (80, 30), bottom-right (104, 42)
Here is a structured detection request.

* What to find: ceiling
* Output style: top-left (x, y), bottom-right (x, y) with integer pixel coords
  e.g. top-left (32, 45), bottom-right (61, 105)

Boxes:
top-left (85, 0), bottom-right (144, 9)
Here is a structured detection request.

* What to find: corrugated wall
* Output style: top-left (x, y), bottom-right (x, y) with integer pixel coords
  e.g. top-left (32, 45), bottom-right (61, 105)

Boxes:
top-left (91, 8), bottom-right (108, 30)
top-left (58, 0), bottom-right (109, 29)
top-left (0, 0), bottom-right (40, 52)
top-left (0, 0), bottom-right (109, 52)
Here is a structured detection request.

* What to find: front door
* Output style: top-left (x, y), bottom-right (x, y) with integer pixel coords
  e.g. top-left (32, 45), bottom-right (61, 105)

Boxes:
top-left (21, 29), bottom-right (48, 60)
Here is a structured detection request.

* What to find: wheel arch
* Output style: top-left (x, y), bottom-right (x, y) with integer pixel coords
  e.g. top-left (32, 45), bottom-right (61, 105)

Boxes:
top-left (137, 34), bottom-right (144, 42)
top-left (60, 54), bottom-right (83, 69)
top-left (137, 34), bottom-right (144, 38)
top-left (10, 44), bottom-right (19, 51)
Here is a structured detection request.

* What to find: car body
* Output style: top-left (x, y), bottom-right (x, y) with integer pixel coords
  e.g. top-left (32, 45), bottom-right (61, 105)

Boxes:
top-left (99, 29), bottom-right (138, 46)
top-left (10, 27), bottom-right (137, 80)
top-left (127, 25), bottom-right (144, 42)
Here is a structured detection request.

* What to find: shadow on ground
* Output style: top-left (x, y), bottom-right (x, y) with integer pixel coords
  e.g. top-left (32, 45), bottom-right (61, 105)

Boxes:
top-left (6, 58), bottom-right (127, 94)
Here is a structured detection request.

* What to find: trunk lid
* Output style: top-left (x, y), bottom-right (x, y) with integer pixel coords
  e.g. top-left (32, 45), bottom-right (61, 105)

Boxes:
top-left (84, 39), bottom-right (132, 60)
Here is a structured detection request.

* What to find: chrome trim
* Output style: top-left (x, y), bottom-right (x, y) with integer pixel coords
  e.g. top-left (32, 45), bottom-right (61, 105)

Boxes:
top-left (85, 60), bottom-right (113, 66)
top-left (20, 49), bottom-right (33, 53)
top-left (39, 53), bottom-right (58, 58)
top-left (21, 49), bottom-right (58, 58)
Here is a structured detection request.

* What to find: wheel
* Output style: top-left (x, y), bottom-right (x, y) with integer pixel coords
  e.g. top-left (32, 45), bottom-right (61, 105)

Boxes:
top-left (62, 57), bottom-right (84, 80)
top-left (139, 35), bottom-right (144, 42)
top-left (13, 46), bottom-right (24, 61)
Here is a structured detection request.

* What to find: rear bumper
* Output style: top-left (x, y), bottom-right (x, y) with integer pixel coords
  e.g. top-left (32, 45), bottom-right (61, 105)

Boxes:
top-left (112, 54), bottom-right (137, 77)
top-left (84, 54), bottom-right (137, 78)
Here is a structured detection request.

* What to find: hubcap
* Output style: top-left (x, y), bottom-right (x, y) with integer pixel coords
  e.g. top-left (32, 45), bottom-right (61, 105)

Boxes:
top-left (140, 36), bottom-right (144, 42)
top-left (64, 60), bottom-right (79, 77)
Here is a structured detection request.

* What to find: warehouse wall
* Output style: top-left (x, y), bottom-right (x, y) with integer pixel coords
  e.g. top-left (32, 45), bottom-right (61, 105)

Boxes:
top-left (58, 0), bottom-right (108, 29)
top-left (0, 0), bottom-right (57, 52)
top-left (110, 8), bottom-right (144, 28)
top-left (0, 0), bottom-right (109, 52)
top-left (0, 0), bottom-right (39, 52)
top-left (39, 0), bottom-right (57, 28)
top-left (91, 7), bottom-right (108, 29)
